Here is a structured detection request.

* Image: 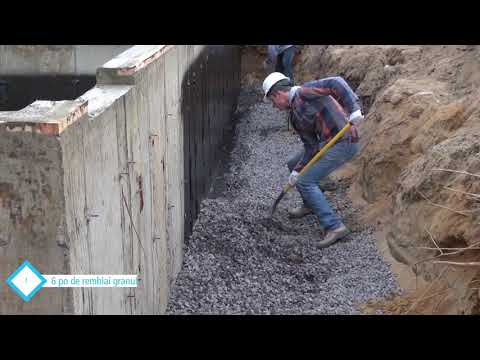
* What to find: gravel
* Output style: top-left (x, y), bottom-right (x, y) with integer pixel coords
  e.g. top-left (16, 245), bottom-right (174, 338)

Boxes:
top-left (166, 84), bottom-right (400, 315)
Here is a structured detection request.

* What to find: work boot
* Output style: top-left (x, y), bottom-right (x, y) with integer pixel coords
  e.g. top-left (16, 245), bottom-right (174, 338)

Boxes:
top-left (317, 224), bottom-right (350, 248)
top-left (288, 206), bottom-right (313, 218)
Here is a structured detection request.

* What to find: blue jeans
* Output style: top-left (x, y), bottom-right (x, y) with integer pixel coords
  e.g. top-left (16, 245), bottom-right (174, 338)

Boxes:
top-left (275, 47), bottom-right (296, 83)
top-left (287, 140), bottom-right (359, 231)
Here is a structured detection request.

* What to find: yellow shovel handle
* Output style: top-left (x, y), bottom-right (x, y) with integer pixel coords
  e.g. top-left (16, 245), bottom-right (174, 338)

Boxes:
top-left (283, 122), bottom-right (353, 193)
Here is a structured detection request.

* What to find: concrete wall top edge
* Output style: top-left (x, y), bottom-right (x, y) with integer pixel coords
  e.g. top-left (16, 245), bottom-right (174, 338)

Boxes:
top-left (79, 85), bottom-right (132, 118)
top-left (0, 45), bottom-right (133, 76)
top-left (99, 45), bottom-right (174, 77)
top-left (0, 99), bottom-right (87, 135)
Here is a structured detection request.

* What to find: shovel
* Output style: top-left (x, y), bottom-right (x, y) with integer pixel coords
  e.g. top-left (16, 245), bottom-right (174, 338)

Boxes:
top-left (269, 121), bottom-right (354, 218)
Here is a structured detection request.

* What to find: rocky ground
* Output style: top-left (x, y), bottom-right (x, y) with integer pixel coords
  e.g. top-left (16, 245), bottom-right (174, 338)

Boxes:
top-left (167, 45), bottom-right (480, 315)
top-left (166, 84), bottom-right (400, 315)
top-left (293, 45), bottom-right (480, 314)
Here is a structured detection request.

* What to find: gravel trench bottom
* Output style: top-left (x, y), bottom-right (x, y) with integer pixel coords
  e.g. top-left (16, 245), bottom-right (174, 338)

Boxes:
top-left (166, 86), bottom-right (400, 315)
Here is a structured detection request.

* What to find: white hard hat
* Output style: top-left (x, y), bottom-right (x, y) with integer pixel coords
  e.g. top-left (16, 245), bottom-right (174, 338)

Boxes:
top-left (262, 72), bottom-right (290, 99)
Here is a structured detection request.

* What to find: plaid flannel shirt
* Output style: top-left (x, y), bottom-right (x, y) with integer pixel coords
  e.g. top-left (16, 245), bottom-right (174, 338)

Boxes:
top-left (290, 76), bottom-right (362, 172)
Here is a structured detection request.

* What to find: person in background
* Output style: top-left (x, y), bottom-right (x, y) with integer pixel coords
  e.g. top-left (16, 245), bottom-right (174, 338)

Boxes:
top-left (264, 46), bottom-right (298, 131)
top-left (264, 45), bottom-right (297, 83)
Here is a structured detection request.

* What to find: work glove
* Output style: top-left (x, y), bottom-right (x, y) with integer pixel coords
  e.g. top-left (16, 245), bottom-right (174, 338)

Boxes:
top-left (288, 171), bottom-right (300, 187)
top-left (349, 109), bottom-right (364, 126)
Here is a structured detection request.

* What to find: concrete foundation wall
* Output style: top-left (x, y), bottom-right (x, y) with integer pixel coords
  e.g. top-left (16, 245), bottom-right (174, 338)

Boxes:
top-left (0, 102), bottom-right (87, 314)
top-left (0, 45), bottom-right (241, 314)
top-left (181, 45), bottom-right (241, 239)
top-left (0, 46), bottom-right (132, 76)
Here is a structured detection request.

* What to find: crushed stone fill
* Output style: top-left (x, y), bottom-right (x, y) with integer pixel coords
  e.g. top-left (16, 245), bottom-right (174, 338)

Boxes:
top-left (166, 85), bottom-right (400, 315)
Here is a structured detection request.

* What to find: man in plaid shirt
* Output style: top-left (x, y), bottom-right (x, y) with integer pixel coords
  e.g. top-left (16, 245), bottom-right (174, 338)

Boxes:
top-left (263, 72), bottom-right (364, 248)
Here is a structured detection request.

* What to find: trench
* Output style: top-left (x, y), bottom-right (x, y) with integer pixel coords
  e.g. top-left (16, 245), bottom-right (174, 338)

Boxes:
top-left (166, 78), bottom-right (401, 314)
top-left (0, 45), bottom-right (404, 314)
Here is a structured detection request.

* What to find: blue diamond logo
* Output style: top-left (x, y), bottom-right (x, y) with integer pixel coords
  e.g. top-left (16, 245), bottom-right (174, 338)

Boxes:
top-left (6, 260), bottom-right (47, 302)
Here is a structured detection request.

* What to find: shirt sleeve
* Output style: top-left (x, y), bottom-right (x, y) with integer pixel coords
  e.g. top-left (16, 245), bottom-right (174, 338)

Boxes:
top-left (303, 76), bottom-right (361, 114)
